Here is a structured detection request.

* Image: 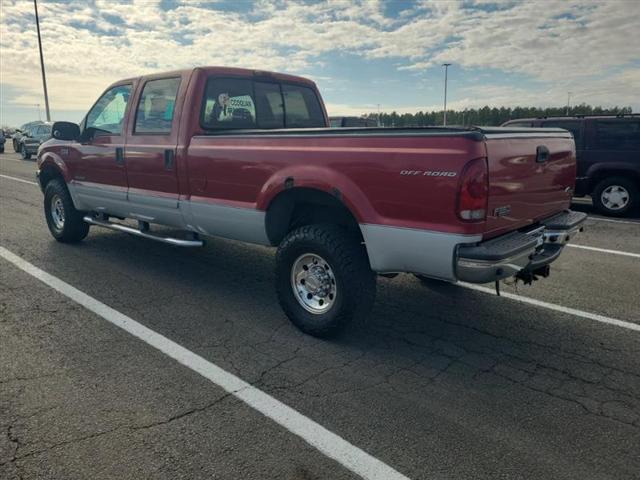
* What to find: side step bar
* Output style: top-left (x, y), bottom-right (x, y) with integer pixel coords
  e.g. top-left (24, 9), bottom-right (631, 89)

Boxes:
top-left (83, 216), bottom-right (204, 247)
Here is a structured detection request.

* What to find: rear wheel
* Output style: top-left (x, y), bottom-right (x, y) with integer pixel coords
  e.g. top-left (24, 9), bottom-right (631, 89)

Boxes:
top-left (44, 179), bottom-right (89, 243)
top-left (592, 176), bottom-right (637, 216)
top-left (13, 141), bottom-right (19, 153)
top-left (275, 224), bottom-right (376, 337)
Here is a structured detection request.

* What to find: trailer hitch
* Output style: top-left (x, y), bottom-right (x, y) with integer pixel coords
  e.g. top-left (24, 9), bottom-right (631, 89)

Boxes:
top-left (514, 264), bottom-right (551, 285)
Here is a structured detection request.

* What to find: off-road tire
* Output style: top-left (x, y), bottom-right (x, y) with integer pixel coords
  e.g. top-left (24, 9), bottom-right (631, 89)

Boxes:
top-left (592, 176), bottom-right (637, 217)
top-left (275, 224), bottom-right (376, 337)
top-left (44, 179), bottom-right (90, 243)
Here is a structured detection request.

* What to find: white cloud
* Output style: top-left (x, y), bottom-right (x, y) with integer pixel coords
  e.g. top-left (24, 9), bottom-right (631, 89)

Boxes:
top-left (0, 0), bottom-right (638, 118)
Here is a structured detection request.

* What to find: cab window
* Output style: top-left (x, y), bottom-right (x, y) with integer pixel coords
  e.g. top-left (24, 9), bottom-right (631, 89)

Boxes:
top-left (201, 78), bottom-right (256, 129)
top-left (200, 77), bottom-right (325, 130)
top-left (254, 81), bottom-right (284, 129)
top-left (86, 84), bottom-right (132, 136)
top-left (282, 84), bottom-right (324, 128)
top-left (134, 77), bottom-right (181, 134)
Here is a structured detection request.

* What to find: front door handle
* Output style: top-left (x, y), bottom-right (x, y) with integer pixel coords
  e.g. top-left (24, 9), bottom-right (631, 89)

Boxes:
top-left (115, 147), bottom-right (124, 165)
top-left (164, 149), bottom-right (174, 170)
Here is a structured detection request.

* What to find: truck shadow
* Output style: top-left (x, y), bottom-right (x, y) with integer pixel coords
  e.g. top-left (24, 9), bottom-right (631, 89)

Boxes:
top-left (46, 227), bottom-right (640, 433)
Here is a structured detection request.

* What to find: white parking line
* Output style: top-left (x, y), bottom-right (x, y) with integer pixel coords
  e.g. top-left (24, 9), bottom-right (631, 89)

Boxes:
top-left (567, 244), bottom-right (640, 259)
top-left (0, 173), bottom-right (38, 186)
top-left (0, 246), bottom-right (410, 480)
top-left (586, 216), bottom-right (640, 226)
top-left (459, 282), bottom-right (640, 333)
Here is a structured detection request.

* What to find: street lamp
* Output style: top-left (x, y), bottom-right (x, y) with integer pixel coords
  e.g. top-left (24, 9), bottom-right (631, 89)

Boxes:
top-left (34, 0), bottom-right (51, 121)
top-left (566, 91), bottom-right (572, 116)
top-left (442, 63), bottom-right (451, 126)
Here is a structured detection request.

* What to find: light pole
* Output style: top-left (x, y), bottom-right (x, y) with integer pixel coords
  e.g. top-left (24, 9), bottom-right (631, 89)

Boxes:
top-left (566, 91), bottom-right (572, 116)
top-left (377, 103), bottom-right (381, 127)
top-left (34, 0), bottom-right (51, 122)
top-left (35, 104), bottom-right (42, 121)
top-left (442, 63), bottom-right (451, 126)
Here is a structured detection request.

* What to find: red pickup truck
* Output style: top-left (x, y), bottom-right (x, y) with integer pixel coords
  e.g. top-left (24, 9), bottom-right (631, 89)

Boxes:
top-left (37, 66), bottom-right (586, 336)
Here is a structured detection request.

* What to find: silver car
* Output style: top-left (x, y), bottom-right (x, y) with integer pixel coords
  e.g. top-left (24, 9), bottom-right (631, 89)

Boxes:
top-left (20, 123), bottom-right (52, 160)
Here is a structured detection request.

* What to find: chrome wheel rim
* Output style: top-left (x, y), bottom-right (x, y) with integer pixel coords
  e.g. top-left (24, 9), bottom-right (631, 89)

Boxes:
top-left (290, 253), bottom-right (337, 314)
top-left (601, 185), bottom-right (629, 211)
top-left (50, 194), bottom-right (65, 230)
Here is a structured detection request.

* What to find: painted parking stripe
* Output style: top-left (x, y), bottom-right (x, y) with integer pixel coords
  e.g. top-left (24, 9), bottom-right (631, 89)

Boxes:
top-left (459, 282), bottom-right (640, 333)
top-left (586, 216), bottom-right (640, 226)
top-left (0, 173), bottom-right (38, 186)
top-left (567, 244), bottom-right (640, 259)
top-left (0, 246), bottom-right (411, 480)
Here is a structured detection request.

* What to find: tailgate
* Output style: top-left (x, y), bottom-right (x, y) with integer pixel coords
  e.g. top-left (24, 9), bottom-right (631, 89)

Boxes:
top-left (484, 131), bottom-right (576, 238)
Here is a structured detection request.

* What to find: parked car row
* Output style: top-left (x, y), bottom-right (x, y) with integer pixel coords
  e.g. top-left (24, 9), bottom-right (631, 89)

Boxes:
top-left (10, 121), bottom-right (52, 159)
top-left (502, 115), bottom-right (639, 216)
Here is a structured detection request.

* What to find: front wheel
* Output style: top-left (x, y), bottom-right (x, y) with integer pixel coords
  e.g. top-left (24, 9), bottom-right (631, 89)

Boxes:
top-left (275, 224), bottom-right (376, 337)
top-left (592, 176), bottom-right (637, 217)
top-left (21, 147), bottom-right (31, 160)
top-left (44, 179), bottom-right (90, 243)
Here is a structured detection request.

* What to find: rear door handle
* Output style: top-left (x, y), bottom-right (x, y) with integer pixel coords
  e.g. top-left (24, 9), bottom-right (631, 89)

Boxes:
top-left (164, 149), bottom-right (174, 170)
top-left (115, 147), bottom-right (124, 165)
top-left (536, 145), bottom-right (550, 163)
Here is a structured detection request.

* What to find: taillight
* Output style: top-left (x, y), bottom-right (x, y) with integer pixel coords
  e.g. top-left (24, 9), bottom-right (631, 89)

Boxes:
top-left (456, 157), bottom-right (488, 221)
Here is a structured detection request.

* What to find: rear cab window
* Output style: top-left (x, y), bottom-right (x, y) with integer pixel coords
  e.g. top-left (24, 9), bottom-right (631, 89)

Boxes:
top-left (200, 77), bottom-right (324, 130)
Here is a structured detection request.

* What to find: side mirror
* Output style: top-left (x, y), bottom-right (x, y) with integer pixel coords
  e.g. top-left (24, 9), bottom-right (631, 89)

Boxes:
top-left (52, 121), bottom-right (80, 141)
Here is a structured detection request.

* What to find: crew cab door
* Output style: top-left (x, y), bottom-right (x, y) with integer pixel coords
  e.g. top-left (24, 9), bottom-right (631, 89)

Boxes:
top-left (124, 75), bottom-right (185, 227)
top-left (72, 83), bottom-right (133, 217)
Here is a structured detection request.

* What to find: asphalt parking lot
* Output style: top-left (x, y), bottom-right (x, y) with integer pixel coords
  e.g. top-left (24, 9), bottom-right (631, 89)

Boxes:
top-left (1, 152), bottom-right (639, 480)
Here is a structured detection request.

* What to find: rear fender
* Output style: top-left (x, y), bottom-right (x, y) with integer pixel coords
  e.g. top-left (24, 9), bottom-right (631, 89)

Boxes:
top-left (257, 165), bottom-right (376, 225)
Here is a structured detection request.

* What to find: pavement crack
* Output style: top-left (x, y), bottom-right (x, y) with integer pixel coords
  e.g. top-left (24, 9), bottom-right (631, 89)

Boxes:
top-left (131, 393), bottom-right (234, 431)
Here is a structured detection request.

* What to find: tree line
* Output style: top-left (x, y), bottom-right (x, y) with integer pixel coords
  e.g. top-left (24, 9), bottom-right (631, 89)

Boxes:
top-left (362, 104), bottom-right (633, 127)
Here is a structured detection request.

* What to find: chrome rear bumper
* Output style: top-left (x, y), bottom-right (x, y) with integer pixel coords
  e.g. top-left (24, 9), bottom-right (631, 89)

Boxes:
top-left (455, 210), bottom-right (586, 284)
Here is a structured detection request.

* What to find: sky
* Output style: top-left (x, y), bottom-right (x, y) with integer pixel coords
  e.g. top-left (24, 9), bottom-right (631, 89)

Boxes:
top-left (1, 0), bottom-right (639, 127)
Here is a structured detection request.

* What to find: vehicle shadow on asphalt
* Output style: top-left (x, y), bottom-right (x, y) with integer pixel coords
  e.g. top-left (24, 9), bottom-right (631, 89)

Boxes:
top-left (44, 227), bottom-right (640, 437)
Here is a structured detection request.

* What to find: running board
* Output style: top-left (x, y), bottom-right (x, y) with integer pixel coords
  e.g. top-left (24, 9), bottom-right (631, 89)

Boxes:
top-left (83, 216), bottom-right (204, 247)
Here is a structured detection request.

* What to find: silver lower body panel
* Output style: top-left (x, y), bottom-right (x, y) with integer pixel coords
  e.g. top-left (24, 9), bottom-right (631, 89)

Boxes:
top-left (360, 224), bottom-right (481, 281)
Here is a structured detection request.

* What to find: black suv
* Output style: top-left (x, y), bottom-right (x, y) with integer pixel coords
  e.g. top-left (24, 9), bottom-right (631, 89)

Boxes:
top-left (502, 115), bottom-right (640, 216)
